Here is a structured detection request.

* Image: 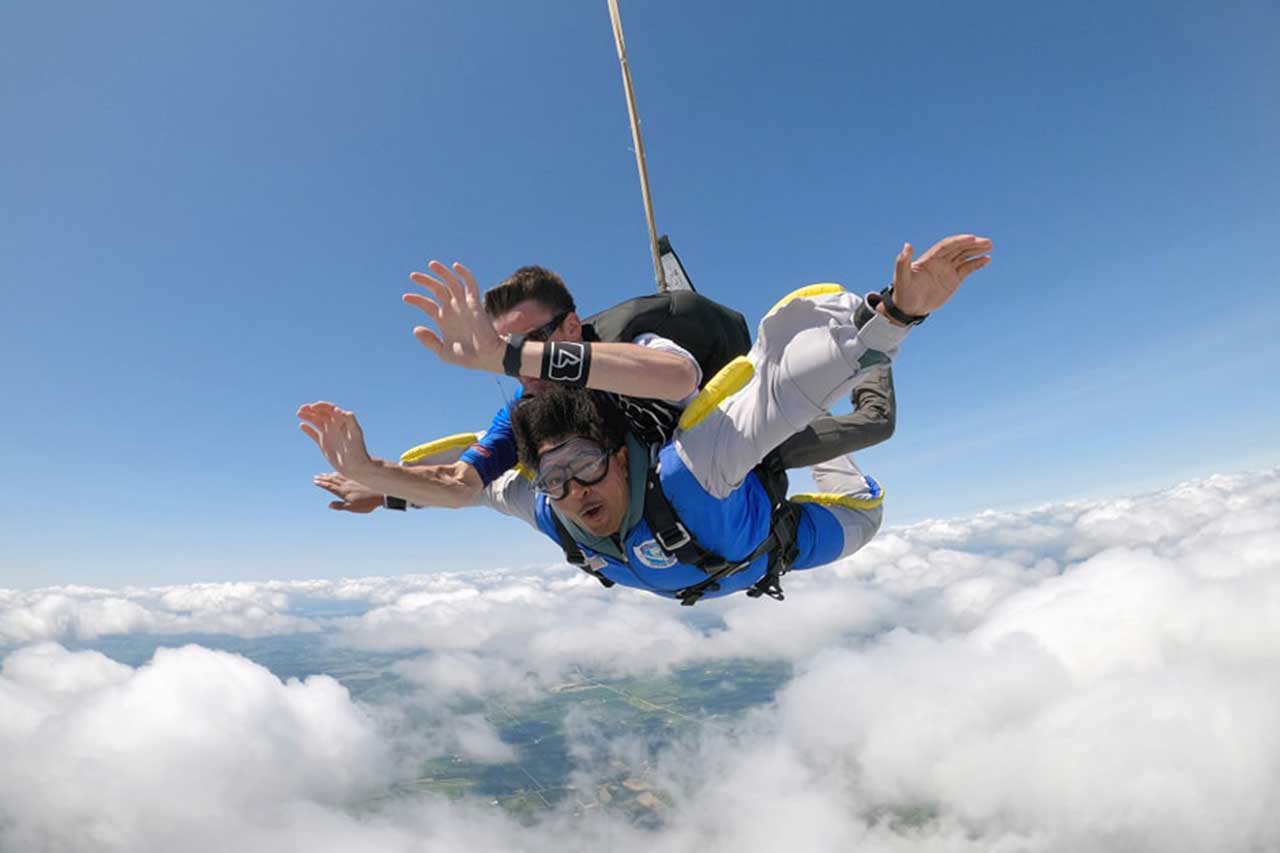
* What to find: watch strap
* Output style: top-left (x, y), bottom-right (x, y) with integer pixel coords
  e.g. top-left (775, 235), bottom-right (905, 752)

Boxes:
top-left (502, 334), bottom-right (526, 377)
top-left (879, 286), bottom-right (928, 326)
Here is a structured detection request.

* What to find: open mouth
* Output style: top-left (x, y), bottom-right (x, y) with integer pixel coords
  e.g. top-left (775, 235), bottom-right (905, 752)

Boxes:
top-left (581, 503), bottom-right (604, 522)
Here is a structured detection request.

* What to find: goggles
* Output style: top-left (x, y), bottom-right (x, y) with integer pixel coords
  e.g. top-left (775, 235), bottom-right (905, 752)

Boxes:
top-left (534, 437), bottom-right (612, 499)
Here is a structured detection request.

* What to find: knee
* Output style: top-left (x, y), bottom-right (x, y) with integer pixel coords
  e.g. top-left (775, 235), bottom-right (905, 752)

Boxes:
top-left (854, 372), bottom-right (896, 441)
top-left (863, 401), bottom-right (895, 444)
top-left (834, 502), bottom-right (883, 561)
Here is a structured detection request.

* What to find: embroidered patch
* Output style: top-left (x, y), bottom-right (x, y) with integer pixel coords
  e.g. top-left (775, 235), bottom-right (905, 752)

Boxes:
top-left (634, 539), bottom-right (678, 569)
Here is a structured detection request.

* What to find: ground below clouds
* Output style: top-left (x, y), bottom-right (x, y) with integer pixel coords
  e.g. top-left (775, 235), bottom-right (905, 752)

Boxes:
top-left (3, 468), bottom-right (1279, 852)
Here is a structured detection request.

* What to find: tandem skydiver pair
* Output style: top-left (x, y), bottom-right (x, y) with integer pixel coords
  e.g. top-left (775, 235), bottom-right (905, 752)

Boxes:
top-left (298, 234), bottom-right (994, 603)
top-left (313, 239), bottom-right (895, 513)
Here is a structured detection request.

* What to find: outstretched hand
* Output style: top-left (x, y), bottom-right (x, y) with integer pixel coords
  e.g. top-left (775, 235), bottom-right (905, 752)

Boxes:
top-left (403, 261), bottom-right (506, 373)
top-left (297, 402), bottom-right (376, 479)
top-left (314, 472), bottom-right (383, 513)
top-left (889, 234), bottom-right (993, 318)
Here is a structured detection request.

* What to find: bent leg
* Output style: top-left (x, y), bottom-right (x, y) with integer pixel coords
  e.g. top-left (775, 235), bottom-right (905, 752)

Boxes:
top-left (773, 363), bottom-right (896, 469)
top-left (675, 290), bottom-right (909, 498)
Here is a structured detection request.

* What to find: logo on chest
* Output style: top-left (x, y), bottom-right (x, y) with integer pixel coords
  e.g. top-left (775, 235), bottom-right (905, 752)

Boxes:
top-left (633, 538), bottom-right (678, 569)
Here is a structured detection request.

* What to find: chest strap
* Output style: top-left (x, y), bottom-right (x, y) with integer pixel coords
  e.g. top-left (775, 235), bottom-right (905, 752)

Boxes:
top-left (644, 451), bottom-right (800, 606)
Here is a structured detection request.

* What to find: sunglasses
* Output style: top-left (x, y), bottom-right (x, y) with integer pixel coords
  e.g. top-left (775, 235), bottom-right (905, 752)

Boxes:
top-left (534, 437), bottom-right (612, 499)
top-left (525, 310), bottom-right (571, 343)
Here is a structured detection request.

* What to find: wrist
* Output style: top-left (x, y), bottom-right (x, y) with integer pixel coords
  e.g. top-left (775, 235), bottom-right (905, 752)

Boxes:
top-left (502, 335), bottom-right (527, 377)
top-left (346, 456), bottom-right (383, 484)
top-left (540, 341), bottom-right (593, 386)
top-left (485, 342), bottom-right (506, 374)
top-left (520, 341), bottom-right (543, 378)
top-left (872, 296), bottom-right (908, 327)
top-left (877, 286), bottom-right (928, 326)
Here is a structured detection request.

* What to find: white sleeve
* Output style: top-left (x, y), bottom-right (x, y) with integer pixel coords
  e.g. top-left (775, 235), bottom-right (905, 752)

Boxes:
top-left (478, 469), bottom-right (539, 529)
top-left (629, 332), bottom-right (703, 405)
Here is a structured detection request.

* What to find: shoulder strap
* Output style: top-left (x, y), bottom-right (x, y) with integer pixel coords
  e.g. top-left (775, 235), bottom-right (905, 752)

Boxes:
top-left (550, 511), bottom-right (615, 588)
top-left (742, 450), bottom-right (800, 601)
top-left (643, 467), bottom-right (730, 574)
top-left (644, 449), bottom-right (799, 606)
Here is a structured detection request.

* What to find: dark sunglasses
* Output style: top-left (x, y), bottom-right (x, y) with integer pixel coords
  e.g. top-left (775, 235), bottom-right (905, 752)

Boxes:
top-left (534, 438), bottom-right (612, 499)
top-left (525, 310), bottom-right (571, 343)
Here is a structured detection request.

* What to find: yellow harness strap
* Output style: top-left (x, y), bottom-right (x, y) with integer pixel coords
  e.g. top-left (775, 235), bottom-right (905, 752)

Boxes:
top-left (679, 356), bottom-right (754, 430)
top-left (790, 490), bottom-right (885, 511)
top-left (401, 432), bottom-right (532, 480)
top-left (400, 432), bottom-right (480, 465)
top-left (765, 282), bottom-right (844, 317)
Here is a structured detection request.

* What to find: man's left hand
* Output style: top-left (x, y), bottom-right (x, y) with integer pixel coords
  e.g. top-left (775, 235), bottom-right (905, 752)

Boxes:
top-left (403, 261), bottom-right (505, 373)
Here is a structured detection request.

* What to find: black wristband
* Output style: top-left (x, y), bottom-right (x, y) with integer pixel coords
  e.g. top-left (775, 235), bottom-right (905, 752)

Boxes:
top-left (879, 286), bottom-right (928, 326)
top-left (384, 496), bottom-right (408, 511)
top-left (542, 341), bottom-right (592, 386)
top-left (502, 334), bottom-right (526, 377)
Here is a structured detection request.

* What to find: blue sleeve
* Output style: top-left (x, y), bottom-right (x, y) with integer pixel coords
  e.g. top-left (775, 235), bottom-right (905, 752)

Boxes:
top-left (459, 391), bottom-right (523, 487)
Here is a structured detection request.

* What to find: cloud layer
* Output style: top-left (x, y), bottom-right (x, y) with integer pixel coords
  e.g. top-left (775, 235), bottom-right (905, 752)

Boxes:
top-left (3, 468), bottom-right (1279, 852)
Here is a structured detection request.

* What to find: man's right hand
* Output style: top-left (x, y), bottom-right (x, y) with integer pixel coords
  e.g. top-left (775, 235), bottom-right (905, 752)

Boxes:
top-left (404, 261), bottom-right (507, 374)
top-left (314, 472), bottom-right (384, 513)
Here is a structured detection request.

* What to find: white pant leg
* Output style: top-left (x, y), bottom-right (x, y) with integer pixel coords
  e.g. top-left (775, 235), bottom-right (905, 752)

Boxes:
top-left (674, 290), bottom-right (910, 499)
top-left (800, 455), bottom-right (885, 564)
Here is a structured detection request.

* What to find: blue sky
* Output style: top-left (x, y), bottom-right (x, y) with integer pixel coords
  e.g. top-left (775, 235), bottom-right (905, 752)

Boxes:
top-left (3, 1), bottom-right (1277, 588)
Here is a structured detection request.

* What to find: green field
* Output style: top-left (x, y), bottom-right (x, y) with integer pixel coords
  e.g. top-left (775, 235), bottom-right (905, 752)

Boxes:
top-left (51, 632), bottom-right (791, 820)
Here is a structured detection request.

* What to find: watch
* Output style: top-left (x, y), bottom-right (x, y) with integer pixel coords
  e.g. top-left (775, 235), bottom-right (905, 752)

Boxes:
top-left (878, 286), bottom-right (928, 326)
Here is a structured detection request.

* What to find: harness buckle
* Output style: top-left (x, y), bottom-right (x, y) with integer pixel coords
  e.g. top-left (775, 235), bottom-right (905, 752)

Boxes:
top-left (677, 581), bottom-right (719, 606)
top-left (746, 580), bottom-right (786, 601)
top-left (654, 523), bottom-right (692, 552)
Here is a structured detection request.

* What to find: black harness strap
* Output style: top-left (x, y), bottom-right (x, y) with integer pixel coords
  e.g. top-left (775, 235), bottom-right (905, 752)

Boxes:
top-left (550, 512), bottom-right (615, 588)
top-left (669, 501), bottom-right (799, 605)
top-left (744, 452), bottom-right (800, 602)
top-left (643, 468), bottom-right (730, 574)
top-left (645, 450), bottom-right (801, 606)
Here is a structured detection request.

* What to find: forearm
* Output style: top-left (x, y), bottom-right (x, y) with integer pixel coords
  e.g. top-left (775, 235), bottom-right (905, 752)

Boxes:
top-left (349, 459), bottom-right (483, 509)
top-left (517, 342), bottom-right (698, 401)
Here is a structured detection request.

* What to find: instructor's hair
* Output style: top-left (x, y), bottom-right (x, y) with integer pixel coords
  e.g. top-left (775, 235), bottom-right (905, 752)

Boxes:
top-left (511, 387), bottom-right (628, 470)
top-left (484, 266), bottom-right (576, 318)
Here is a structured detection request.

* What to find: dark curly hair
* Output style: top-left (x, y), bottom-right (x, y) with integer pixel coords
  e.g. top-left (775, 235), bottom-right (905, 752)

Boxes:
top-left (483, 265), bottom-right (576, 319)
top-left (511, 387), bottom-right (628, 470)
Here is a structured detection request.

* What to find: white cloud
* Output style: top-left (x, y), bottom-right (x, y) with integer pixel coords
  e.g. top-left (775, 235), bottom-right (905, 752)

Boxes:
top-left (0, 643), bottom-right (395, 853)
top-left (2, 468), bottom-right (1279, 851)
